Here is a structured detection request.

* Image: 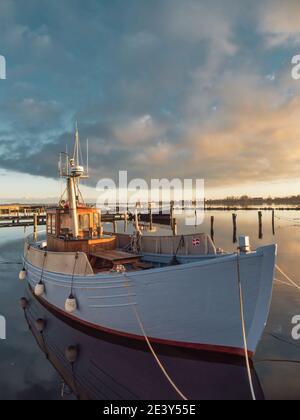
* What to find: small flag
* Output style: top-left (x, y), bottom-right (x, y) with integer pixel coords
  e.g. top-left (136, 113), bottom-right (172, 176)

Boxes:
top-left (192, 238), bottom-right (201, 247)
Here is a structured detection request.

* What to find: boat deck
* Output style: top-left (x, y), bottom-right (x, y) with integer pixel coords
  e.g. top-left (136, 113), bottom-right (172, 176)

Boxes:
top-left (90, 249), bottom-right (141, 263)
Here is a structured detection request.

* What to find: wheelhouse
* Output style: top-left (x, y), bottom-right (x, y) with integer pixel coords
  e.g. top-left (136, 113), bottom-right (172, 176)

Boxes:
top-left (46, 206), bottom-right (116, 254)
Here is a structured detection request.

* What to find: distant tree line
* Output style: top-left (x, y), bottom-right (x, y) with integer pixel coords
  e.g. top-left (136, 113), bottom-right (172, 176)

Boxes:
top-left (205, 195), bottom-right (300, 206)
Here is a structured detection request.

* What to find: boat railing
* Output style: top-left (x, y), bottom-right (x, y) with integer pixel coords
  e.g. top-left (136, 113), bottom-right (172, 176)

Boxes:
top-left (24, 230), bottom-right (94, 275)
top-left (25, 230), bottom-right (47, 247)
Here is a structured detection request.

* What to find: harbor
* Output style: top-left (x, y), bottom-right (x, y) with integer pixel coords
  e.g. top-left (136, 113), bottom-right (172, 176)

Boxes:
top-left (0, 203), bottom-right (281, 244)
top-left (0, 136), bottom-right (299, 401)
top-left (1, 0), bottom-right (300, 403)
top-left (0, 210), bottom-right (300, 399)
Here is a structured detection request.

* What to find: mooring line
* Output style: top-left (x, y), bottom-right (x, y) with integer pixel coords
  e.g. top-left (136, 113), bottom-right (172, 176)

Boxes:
top-left (236, 253), bottom-right (256, 401)
top-left (274, 278), bottom-right (295, 288)
top-left (275, 265), bottom-right (300, 291)
top-left (0, 261), bottom-right (22, 265)
top-left (123, 273), bottom-right (188, 401)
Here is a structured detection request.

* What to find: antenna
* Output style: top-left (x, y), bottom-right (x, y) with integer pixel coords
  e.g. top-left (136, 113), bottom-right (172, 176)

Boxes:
top-left (73, 123), bottom-right (80, 166)
top-left (86, 138), bottom-right (89, 176)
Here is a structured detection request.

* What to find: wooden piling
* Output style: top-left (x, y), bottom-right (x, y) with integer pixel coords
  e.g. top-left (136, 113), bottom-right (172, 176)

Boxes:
top-left (33, 213), bottom-right (38, 241)
top-left (258, 211), bottom-right (263, 239)
top-left (172, 218), bottom-right (178, 236)
top-left (272, 209), bottom-right (275, 235)
top-left (210, 216), bottom-right (215, 242)
top-left (232, 213), bottom-right (237, 243)
top-left (124, 212), bottom-right (128, 233)
top-left (170, 202), bottom-right (176, 235)
top-left (170, 201), bottom-right (174, 221)
top-left (149, 203), bottom-right (153, 231)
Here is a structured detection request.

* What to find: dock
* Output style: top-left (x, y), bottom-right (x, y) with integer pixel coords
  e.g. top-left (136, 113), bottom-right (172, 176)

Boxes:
top-left (0, 204), bottom-right (172, 229)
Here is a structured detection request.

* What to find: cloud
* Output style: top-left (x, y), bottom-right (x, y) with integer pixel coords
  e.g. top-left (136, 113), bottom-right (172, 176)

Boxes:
top-left (113, 115), bottom-right (164, 145)
top-left (259, 0), bottom-right (300, 47)
top-left (182, 71), bottom-right (300, 185)
top-left (0, 0), bottom-right (300, 197)
top-left (164, 0), bottom-right (238, 56)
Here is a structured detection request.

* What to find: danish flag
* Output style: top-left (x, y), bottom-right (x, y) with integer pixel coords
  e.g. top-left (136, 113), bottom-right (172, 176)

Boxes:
top-left (192, 238), bottom-right (201, 247)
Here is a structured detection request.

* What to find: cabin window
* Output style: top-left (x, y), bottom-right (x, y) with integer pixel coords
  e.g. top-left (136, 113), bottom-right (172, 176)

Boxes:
top-left (78, 214), bottom-right (90, 231)
top-left (94, 212), bottom-right (100, 228)
top-left (47, 215), bottom-right (52, 234)
top-left (60, 213), bottom-right (72, 235)
top-left (51, 215), bottom-right (56, 235)
top-left (47, 214), bottom-right (56, 235)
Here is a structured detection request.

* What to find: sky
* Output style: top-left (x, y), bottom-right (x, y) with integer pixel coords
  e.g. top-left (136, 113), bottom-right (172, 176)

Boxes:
top-left (0, 0), bottom-right (300, 202)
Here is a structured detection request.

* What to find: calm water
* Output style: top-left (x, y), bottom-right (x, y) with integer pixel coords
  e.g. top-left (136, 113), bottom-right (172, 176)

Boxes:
top-left (0, 210), bottom-right (299, 400)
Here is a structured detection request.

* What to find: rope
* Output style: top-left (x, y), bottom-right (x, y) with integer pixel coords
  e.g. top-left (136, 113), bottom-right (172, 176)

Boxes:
top-left (123, 273), bottom-right (188, 401)
top-left (275, 265), bottom-right (300, 290)
top-left (236, 253), bottom-right (256, 401)
top-left (256, 358), bottom-right (300, 365)
top-left (70, 253), bottom-right (79, 296)
top-left (274, 215), bottom-right (299, 222)
top-left (0, 261), bottom-right (22, 265)
top-left (40, 252), bottom-right (47, 283)
top-left (266, 332), bottom-right (300, 349)
top-left (274, 278), bottom-right (295, 288)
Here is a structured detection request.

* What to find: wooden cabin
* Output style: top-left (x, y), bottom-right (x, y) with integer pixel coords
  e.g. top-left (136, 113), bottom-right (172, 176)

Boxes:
top-left (46, 206), bottom-right (116, 252)
top-left (46, 206), bottom-right (142, 272)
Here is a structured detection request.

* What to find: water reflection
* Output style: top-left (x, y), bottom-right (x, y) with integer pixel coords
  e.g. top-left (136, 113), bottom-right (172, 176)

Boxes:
top-left (23, 287), bottom-right (264, 400)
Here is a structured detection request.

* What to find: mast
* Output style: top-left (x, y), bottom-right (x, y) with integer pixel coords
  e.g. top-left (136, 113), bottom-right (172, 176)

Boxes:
top-left (68, 177), bottom-right (79, 238)
top-left (59, 124), bottom-right (89, 239)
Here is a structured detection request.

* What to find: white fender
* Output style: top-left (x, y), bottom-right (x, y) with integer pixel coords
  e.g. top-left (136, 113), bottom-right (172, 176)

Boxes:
top-left (19, 269), bottom-right (27, 281)
top-left (34, 281), bottom-right (45, 297)
top-left (65, 295), bottom-right (77, 313)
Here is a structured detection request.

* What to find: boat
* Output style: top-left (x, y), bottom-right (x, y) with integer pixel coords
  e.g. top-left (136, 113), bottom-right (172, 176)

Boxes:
top-left (20, 127), bottom-right (277, 364)
top-left (21, 287), bottom-right (265, 400)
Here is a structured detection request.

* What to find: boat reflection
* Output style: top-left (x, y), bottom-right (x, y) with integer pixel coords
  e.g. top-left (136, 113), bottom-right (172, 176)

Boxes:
top-left (22, 287), bottom-right (264, 400)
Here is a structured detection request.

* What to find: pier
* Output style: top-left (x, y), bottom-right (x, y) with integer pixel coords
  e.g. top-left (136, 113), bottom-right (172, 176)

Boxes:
top-left (0, 205), bottom-right (47, 228)
top-left (0, 203), bottom-right (282, 241)
top-left (0, 204), bottom-right (172, 229)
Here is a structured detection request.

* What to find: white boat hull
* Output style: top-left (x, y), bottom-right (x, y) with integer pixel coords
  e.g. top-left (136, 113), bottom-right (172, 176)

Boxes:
top-left (24, 245), bottom-right (276, 357)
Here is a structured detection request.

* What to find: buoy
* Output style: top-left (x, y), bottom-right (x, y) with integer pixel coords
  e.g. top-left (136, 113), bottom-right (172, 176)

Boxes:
top-left (65, 294), bottom-right (77, 313)
top-left (19, 269), bottom-right (27, 281)
top-left (34, 280), bottom-right (45, 297)
top-left (20, 297), bottom-right (29, 310)
top-left (65, 345), bottom-right (79, 363)
top-left (35, 318), bottom-right (46, 333)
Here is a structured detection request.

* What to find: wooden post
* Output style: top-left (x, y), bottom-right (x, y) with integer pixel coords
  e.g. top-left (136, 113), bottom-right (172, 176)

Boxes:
top-left (170, 201), bottom-right (174, 221)
top-left (159, 201), bottom-right (163, 215)
top-left (113, 220), bottom-right (117, 234)
top-left (170, 201), bottom-right (176, 235)
top-left (272, 209), bottom-right (275, 235)
top-left (172, 218), bottom-right (178, 236)
top-left (33, 213), bottom-right (38, 241)
top-left (258, 211), bottom-right (263, 239)
top-left (232, 213), bottom-right (237, 244)
top-left (124, 212), bottom-right (128, 233)
top-left (210, 216), bottom-right (215, 243)
top-left (149, 203), bottom-right (153, 231)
